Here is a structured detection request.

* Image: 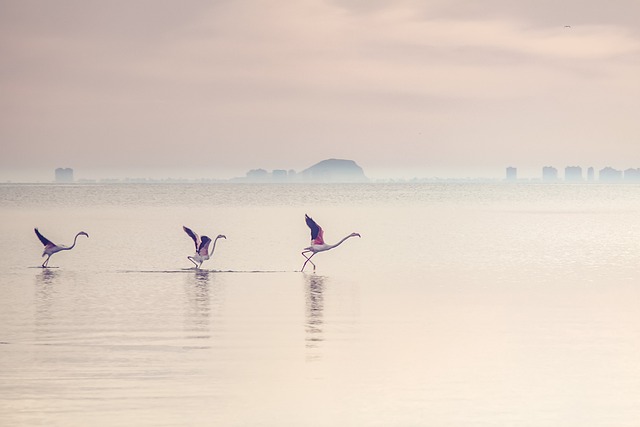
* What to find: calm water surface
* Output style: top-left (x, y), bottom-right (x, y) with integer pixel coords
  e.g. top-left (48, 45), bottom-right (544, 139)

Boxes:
top-left (1, 183), bottom-right (639, 426)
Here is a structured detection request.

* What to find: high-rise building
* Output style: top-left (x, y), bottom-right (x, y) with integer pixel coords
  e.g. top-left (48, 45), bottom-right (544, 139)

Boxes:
top-left (505, 167), bottom-right (517, 181)
top-left (542, 166), bottom-right (558, 182)
top-left (624, 168), bottom-right (640, 182)
top-left (564, 166), bottom-right (583, 182)
top-left (55, 168), bottom-right (74, 183)
top-left (272, 169), bottom-right (288, 181)
top-left (587, 167), bottom-right (595, 181)
top-left (599, 167), bottom-right (622, 182)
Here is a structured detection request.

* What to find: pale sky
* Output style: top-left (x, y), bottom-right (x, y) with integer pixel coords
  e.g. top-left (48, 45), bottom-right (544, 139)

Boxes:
top-left (1, 0), bottom-right (639, 181)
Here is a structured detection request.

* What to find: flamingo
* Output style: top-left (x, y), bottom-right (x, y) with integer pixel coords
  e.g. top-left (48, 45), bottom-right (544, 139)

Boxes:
top-left (183, 226), bottom-right (226, 269)
top-left (34, 228), bottom-right (89, 268)
top-left (301, 214), bottom-right (360, 272)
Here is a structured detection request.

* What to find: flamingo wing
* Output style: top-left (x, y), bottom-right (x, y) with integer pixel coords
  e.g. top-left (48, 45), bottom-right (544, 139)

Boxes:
top-left (183, 226), bottom-right (201, 250)
top-left (305, 214), bottom-right (325, 245)
top-left (198, 236), bottom-right (212, 256)
top-left (34, 228), bottom-right (54, 246)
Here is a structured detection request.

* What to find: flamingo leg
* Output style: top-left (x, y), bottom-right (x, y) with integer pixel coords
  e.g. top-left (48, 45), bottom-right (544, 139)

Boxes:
top-left (42, 255), bottom-right (51, 268)
top-left (301, 251), bottom-right (310, 271)
top-left (187, 256), bottom-right (199, 268)
top-left (301, 251), bottom-right (316, 272)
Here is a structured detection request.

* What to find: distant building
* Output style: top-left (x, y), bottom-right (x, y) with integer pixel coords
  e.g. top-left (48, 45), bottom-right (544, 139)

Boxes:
top-left (55, 168), bottom-right (74, 183)
top-left (272, 169), bottom-right (288, 181)
top-left (246, 168), bottom-right (269, 181)
top-left (624, 168), bottom-right (640, 182)
top-left (564, 166), bottom-right (582, 182)
top-left (599, 167), bottom-right (622, 182)
top-left (542, 166), bottom-right (558, 182)
top-left (587, 167), bottom-right (595, 182)
top-left (505, 167), bottom-right (517, 181)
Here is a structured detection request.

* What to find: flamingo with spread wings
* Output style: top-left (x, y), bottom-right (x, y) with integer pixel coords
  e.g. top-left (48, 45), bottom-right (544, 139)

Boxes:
top-left (183, 226), bottom-right (226, 269)
top-left (301, 214), bottom-right (360, 272)
top-left (34, 228), bottom-right (89, 268)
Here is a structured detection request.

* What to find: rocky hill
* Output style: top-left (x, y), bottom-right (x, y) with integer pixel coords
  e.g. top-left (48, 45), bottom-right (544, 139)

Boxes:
top-left (301, 159), bottom-right (368, 183)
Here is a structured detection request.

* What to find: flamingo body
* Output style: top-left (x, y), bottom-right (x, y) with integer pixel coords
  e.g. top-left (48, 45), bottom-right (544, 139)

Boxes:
top-left (301, 215), bottom-right (360, 272)
top-left (183, 226), bottom-right (226, 269)
top-left (34, 228), bottom-right (89, 267)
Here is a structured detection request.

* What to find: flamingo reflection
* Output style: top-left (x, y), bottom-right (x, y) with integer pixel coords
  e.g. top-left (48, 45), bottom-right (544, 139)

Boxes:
top-left (305, 275), bottom-right (326, 353)
top-left (184, 270), bottom-right (212, 337)
top-left (34, 268), bottom-right (60, 332)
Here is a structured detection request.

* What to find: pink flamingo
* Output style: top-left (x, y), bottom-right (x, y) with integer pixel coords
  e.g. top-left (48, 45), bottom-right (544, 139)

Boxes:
top-left (183, 226), bottom-right (226, 269)
top-left (301, 214), bottom-right (360, 272)
top-left (34, 228), bottom-right (89, 268)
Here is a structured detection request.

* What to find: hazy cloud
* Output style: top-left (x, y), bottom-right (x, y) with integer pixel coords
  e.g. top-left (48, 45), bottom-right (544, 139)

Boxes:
top-left (1, 0), bottom-right (639, 180)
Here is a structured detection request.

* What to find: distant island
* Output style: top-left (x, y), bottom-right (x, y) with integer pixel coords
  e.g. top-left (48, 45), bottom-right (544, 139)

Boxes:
top-left (301, 159), bottom-right (368, 182)
top-left (238, 158), bottom-right (369, 183)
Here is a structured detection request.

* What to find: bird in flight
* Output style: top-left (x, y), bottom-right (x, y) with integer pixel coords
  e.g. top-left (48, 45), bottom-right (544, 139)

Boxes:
top-left (183, 226), bottom-right (226, 269)
top-left (34, 228), bottom-right (89, 268)
top-left (301, 214), bottom-right (361, 272)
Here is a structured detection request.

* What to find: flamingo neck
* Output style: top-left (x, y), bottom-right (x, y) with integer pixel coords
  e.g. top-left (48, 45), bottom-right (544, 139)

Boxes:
top-left (328, 234), bottom-right (356, 250)
top-left (65, 233), bottom-right (83, 250)
top-left (210, 236), bottom-right (223, 254)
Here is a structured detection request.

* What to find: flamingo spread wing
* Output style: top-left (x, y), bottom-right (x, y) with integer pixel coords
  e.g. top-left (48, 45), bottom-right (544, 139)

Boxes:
top-left (305, 214), bottom-right (325, 245)
top-left (183, 226), bottom-right (201, 250)
top-left (34, 228), bottom-right (55, 248)
top-left (198, 236), bottom-right (212, 256)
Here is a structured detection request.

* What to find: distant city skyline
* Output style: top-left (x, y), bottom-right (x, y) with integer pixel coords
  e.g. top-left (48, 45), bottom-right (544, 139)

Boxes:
top-left (2, 1), bottom-right (640, 183)
top-left (5, 161), bottom-right (640, 183)
top-left (506, 165), bottom-right (640, 182)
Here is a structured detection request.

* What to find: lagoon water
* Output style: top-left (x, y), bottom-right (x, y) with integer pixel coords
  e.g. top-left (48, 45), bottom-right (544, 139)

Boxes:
top-left (1, 183), bottom-right (639, 426)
